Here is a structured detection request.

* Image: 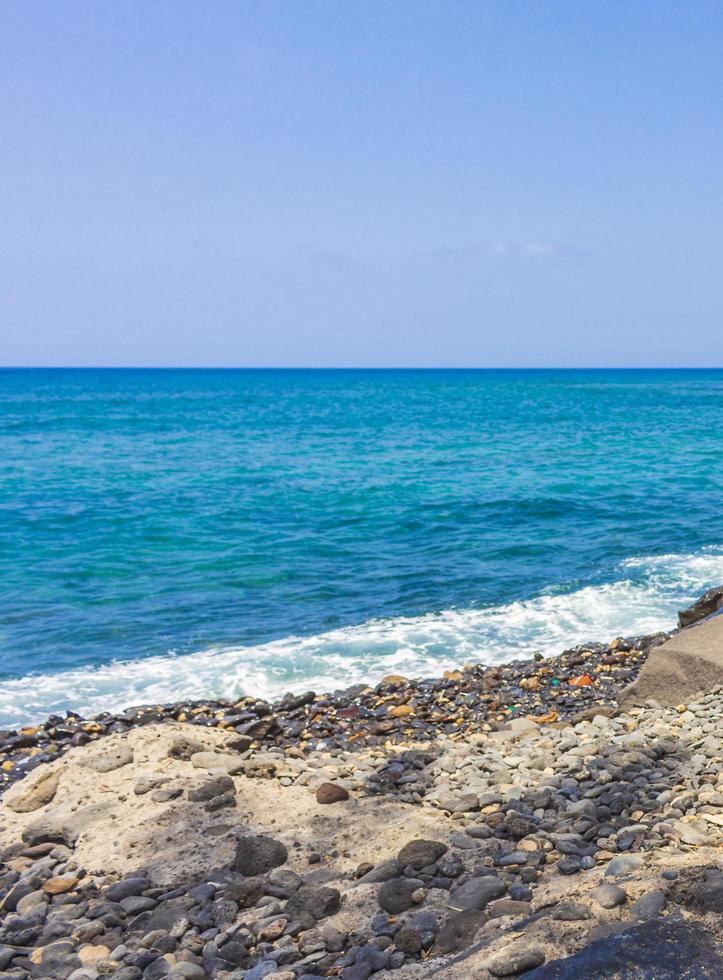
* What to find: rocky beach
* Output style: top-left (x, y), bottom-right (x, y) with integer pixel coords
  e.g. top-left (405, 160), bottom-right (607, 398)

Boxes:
top-left (1, 591), bottom-right (722, 979)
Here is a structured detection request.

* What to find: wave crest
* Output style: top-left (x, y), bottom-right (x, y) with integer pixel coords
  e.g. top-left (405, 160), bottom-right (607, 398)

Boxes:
top-left (3, 546), bottom-right (723, 726)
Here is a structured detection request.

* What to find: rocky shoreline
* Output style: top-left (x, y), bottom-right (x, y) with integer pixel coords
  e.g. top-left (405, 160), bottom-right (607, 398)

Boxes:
top-left (1, 593), bottom-right (722, 978)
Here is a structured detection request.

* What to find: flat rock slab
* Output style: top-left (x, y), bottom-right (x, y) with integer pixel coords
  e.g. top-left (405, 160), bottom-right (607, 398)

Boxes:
top-left (525, 918), bottom-right (723, 979)
top-left (619, 615), bottom-right (723, 707)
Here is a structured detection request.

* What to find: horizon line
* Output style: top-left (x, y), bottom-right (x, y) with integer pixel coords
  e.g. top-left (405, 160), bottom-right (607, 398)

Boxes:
top-left (3, 365), bottom-right (723, 372)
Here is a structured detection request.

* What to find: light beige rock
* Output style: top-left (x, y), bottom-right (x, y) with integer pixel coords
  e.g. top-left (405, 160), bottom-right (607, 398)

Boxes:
top-left (78, 945), bottom-right (110, 965)
top-left (4, 767), bottom-right (60, 812)
top-left (190, 751), bottom-right (244, 773)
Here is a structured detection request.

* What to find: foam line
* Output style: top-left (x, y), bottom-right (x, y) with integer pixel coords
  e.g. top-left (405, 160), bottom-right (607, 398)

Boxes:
top-left (3, 546), bottom-right (723, 727)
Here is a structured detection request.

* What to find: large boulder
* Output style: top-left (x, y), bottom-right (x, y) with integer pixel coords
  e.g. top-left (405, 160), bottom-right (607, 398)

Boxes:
top-left (619, 613), bottom-right (723, 708)
top-left (525, 918), bottom-right (723, 978)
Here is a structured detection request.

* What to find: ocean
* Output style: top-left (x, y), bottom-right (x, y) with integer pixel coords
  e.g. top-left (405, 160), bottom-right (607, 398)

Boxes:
top-left (2, 367), bottom-right (723, 727)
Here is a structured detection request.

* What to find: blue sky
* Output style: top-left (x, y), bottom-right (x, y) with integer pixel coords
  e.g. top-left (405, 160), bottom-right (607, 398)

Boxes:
top-left (2, 1), bottom-right (722, 366)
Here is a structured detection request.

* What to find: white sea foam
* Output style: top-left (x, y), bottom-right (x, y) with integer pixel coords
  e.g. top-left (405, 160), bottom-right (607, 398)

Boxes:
top-left (3, 546), bottom-right (723, 726)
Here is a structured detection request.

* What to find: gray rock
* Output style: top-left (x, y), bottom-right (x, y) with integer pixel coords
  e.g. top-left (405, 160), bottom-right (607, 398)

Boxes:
top-left (447, 876), bottom-right (506, 912)
top-left (465, 824), bottom-right (494, 840)
top-left (439, 793), bottom-right (479, 814)
top-left (121, 896), bottom-right (157, 915)
top-left (397, 840), bottom-right (448, 870)
top-left (358, 859), bottom-right (404, 884)
top-left (487, 945), bottom-right (545, 976)
top-left (605, 854), bottom-right (644, 877)
top-left (592, 884), bottom-right (627, 909)
top-left (377, 878), bottom-right (424, 914)
top-left (106, 877), bottom-right (151, 902)
top-left (27, 940), bottom-right (81, 979)
top-left (23, 802), bottom-right (112, 848)
top-left (340, 966), bottom-right (371, 980)
top-left (0, 947), bottom-right (15, 971)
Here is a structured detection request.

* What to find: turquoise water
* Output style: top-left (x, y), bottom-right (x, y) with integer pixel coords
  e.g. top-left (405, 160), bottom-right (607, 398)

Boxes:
top-left (3, 368), bottom-right (723, 725)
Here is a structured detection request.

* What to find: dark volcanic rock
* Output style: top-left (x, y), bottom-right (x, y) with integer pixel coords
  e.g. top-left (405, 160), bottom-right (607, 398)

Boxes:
top-left (284, 884), bottom-right (341, 921)
top-left (678, 587), bottom-right (723, 628)
top-left (378, 878), bottom-right (424, 914)
top-left (673, 868), bottom-right (723, 916)
top-left (232, 835), bottom-right (288, 876)
top-left (526, 918), bottom-right (723, 979)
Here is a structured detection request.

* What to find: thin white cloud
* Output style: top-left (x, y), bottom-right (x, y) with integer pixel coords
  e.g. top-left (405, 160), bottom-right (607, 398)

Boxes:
top-left (424, 241), bottom-right (590, 260)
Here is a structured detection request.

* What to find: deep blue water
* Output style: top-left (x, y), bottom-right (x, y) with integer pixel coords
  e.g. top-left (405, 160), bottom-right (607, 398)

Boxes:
top-left (2, 368), bottom-right (723, 725)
